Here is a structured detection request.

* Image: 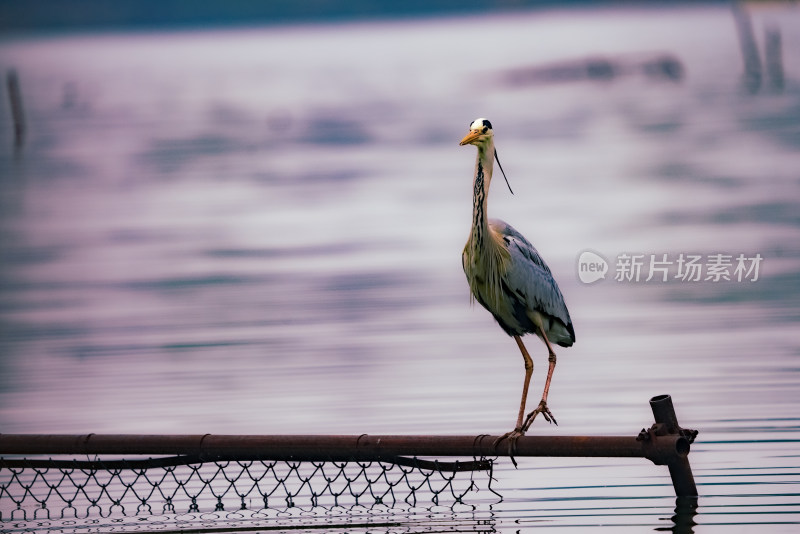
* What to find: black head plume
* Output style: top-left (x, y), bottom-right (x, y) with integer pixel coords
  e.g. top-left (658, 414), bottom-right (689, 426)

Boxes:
top-left (494, 148), bottom-right (513, 195)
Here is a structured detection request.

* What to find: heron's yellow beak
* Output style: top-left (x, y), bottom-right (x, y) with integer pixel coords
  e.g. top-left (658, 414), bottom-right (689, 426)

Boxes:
top-left (459, 130), bottom-right (481, 146)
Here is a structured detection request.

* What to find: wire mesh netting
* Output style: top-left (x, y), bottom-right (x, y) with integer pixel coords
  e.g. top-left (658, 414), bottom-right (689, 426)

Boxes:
top-left (1, 455), bottom-right (498, 529)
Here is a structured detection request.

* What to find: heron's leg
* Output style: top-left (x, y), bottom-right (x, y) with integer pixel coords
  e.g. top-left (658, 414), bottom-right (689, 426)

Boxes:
top-left (521, 332), bottom-right (558, 432)
top-left (513, 335), bottom-right (534, 431)
top-left (493, 335), bottom-right (533, 467)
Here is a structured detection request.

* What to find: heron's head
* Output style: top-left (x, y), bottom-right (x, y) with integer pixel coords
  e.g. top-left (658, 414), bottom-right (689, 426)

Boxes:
top-left (459, 117), bottom-right (514, 194)
top-left (459, 118), bottom-right (494, 147)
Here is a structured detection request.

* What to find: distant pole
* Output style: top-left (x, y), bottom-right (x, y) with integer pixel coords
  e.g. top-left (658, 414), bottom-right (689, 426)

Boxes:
top-left (765, 26), bottom-right (784, 92)
top-left (732, 4), bottom-right (762, 93)
top-left (6, 69), bottom-right (26, 148)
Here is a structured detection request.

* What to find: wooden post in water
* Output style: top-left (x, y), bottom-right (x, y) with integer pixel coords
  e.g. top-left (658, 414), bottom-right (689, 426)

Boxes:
top-left (765, 25), bottom-right (784, 92)
top-left (732, 4), bottom-right (762, 93)
top-left (6, 69), bottom-right (26, 149)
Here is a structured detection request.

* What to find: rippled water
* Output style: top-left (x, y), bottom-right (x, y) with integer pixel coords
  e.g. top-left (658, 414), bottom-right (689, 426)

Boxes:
top-left (1, 4), bottom-right (800, 532)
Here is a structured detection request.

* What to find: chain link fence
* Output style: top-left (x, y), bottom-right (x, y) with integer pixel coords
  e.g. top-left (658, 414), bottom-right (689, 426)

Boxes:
top-left (1, 454), bottom-right (497, 525)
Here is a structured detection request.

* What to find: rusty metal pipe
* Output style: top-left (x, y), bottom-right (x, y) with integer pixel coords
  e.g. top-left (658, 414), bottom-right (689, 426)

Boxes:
top-left (0, 432), bottom-right (686, 464)
top-left (0, 396), bottom-right (698, 497)
top-left (649, 394), bottom-right (698, 497)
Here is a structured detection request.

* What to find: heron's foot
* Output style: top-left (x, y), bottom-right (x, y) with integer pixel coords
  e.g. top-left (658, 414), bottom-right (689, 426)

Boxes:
top-left (493, 428), bottom-right (526, 468)
top-left (521, 400), bottom-right (558, 432)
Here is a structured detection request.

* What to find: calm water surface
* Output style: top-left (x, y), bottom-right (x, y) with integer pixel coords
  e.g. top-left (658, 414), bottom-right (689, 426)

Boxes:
top-left (1, 4), bottom-right (799, 532)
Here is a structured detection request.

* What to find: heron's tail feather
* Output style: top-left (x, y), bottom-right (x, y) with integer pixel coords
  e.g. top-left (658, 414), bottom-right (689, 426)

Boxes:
top-left (551, 319), bottom-right (575, 348)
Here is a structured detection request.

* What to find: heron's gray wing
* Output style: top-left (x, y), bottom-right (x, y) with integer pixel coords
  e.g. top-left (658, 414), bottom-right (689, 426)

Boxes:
top-left (490, 219), bottom-right (575, 344)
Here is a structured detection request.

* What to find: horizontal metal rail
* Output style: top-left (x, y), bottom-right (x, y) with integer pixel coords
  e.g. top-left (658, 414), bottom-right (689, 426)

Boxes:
top-left (0, 395), bottom-right (698, 497)
top-left (0, 432), bottom-right (683, 463)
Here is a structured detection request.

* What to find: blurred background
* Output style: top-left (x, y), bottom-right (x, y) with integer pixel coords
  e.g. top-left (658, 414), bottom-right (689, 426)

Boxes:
top-left (1, 0), bottom-right (799, 530)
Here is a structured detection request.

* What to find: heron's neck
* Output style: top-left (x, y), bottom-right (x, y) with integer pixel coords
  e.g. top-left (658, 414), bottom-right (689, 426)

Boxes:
top-left (469, 143), bottom-right (494, 251)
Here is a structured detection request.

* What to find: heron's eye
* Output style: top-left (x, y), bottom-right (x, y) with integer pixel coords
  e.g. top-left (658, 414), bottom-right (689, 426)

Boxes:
top-left (482, 126), bottom-right (488, 134)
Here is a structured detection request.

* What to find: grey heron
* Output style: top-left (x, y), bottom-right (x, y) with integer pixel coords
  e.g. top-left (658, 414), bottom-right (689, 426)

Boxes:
top-left (460, 118), bottom-right (575, 446)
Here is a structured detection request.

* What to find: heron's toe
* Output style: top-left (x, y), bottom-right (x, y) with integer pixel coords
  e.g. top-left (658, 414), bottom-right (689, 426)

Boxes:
top-left (494, 428), bottom-right (525, 468)
top-left (494, 428), bottom-right (524, 446)
top-left (522, 400), bottom-right (558, 432)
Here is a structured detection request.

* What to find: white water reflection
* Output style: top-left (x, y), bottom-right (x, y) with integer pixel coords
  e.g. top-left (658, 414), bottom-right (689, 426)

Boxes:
top-left (1, 4), bottom-right (799, 531)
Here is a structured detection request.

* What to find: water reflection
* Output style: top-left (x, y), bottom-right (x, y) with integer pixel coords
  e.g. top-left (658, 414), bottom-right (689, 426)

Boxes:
top-left (658, 497), bottom-right (699, 534)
